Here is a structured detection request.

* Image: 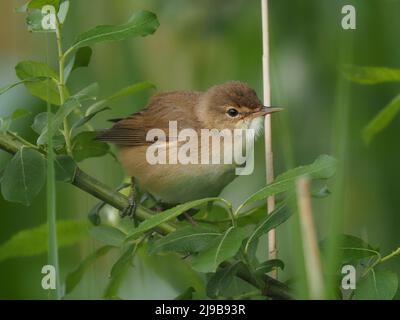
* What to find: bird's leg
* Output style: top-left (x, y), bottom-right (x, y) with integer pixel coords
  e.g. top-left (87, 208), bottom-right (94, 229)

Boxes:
top-left (121, 177), bottom-right (137, 223)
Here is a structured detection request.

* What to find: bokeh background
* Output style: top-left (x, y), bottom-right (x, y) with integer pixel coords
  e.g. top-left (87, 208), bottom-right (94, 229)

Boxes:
top-left (1, 0), bottom-right (399, 299)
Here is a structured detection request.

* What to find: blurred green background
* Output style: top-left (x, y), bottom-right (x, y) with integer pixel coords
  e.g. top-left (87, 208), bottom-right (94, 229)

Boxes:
top-left (1, 0), bottom-right (399, 299)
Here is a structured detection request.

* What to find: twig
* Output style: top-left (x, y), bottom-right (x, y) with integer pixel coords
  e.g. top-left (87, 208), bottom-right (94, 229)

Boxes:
top-left (0, 131), bottom-right (293, 299)
top-left (296, 176), bottom-right (325, 299)
top-left (261, 0), bottom-right (277, 277)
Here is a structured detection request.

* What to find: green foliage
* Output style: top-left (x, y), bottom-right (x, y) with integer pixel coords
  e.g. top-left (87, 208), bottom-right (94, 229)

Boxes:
top-left (343, 65), bottom-right (400, 84)
top-left (86, 81), bottom-right (155, 115)
top-left (191, 226), bottom-right (249, 273)
top-left (54, 155), bottom-right (76, 182)
top-left (354, 269), bottom-right (398, 300)
top-left (344, 65), bottom-right (400, 144)
top-left (72, 131), bottom-right (109, 162)
top-left (67, 11), bottom-right (159, 55)
top-left (0, 220), bottom-right (87, 262)
top-left (244, 203), bottom-right (290, 255)
top-left (15, 61), bottom-right (68, 105)
top-left (206, 261), bottom-right (242, 298)
top-left (65, 245), bottom-right (114, 294)
top-left (363, 94), bottom-right (400, 144)
top-left (1, 148), bottom-right (46, 206)
top-left (90, 225), bottom-right (126, 247)
top-left (175, 287), bottom-right (195, 300)
top-left (149, 225), bottom-right (222, 255)
top-left (126, 198), bottom-right (225, 241)
top-left (109, 243), bottom-right (136, 278)
top-left (64, 46), bottom-right (92, 81)
top-left (236, 155), bottom-right (337, 213)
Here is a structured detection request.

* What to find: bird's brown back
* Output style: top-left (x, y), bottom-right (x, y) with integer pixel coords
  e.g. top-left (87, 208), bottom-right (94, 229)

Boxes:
top-left (97, 90), bottom-right (203, 146)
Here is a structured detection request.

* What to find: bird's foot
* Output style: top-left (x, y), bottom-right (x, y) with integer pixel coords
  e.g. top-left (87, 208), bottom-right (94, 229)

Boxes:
top-left (121, 177), bottom-right (138, 226)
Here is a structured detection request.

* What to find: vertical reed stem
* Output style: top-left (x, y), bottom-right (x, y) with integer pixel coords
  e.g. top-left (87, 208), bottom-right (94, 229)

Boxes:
top-left (296, 177), bottom-right (325, 299)
top-left (261, 0), bottom-right (277, 278)
top-left (45, 32), bottom-right (61, 299)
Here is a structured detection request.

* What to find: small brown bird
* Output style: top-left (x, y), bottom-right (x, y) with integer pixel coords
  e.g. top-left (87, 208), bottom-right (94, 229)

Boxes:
top-left (98, 81), bottom-right (281, 213)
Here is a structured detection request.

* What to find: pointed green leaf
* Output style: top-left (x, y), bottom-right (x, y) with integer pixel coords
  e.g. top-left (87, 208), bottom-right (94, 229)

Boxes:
top-left (237, 155), bottom-right (337, 213)
top-left (68, 10), bottom-right (159, 53)
top-left (90, 225), bottom-right (126, 247)
top-left (72, 131), bottom-right (110, 162)
top-left (255, 259), bottom-right (285, 276)
top-left (15, 61), bottom-right (68, 105)
top-left (64, 46), bottom-right (93, 81)
top-left (1, 148), bottom-right (46, 206)
top-left (126, 198), bottom-right (225, 241)
top-left (0, 77), bottom-right (50, 96)
top-left (354, 269), bottom-right (398, 300)
top-left (31, 112), bottom-right (48, 134)
top-left (54, 155), bottom-right (76, 182)
top-left (321, 234), bottom-right (379, 263)
top-left (86, 81), bottom-right (155, 115)
top-left (72, 107), bottom-right (109, 131)
top-left (27, 0), bottom-right (60, 10)
top-left (11, 108), bottom-right (30, 120)
top-left (0, 220), bottom-right (87, 262)
top-left (65, 245), bottom-right (113, 294)
top-left (191, 227), bottom-right (248, 273)
top-left (363, 94), bottom-right (400, 145)
top-left (174, 287), bottom-right (195, 300)
top-left (110, 243), bottom-right (135, 278)
top-left (244, 204), bottom-right (290, 255)
top-left (148, 225), bottom-right (222, 255)
top-left (37, 98), bottom-right (79, 145)
top-left (206, 261), bottom-right (242, 298)
top-left (343, 65), bottom-right (400, 84)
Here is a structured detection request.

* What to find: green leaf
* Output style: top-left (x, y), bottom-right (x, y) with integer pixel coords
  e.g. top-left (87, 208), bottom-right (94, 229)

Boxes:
top-left (0, 220), bottom-right (87, 262)
top-left (15, 61), bottom-right (68, 105)
top-left (191, 226), bottom-right (248, 273)
top-left (148, 225), bottom-right (222, 255)
top-left (31, 112), bottom-right (47, 134)
top-left (126, 198), bottom-right (225, 241)
top-left (206, 261), bottom-right (242, 298)
top-left (244, 203), bottom-right (290, 255)
top-left (85, 81), bottom-right (155, 115)
top-left (90, 225), bottom-right (126, 247)
top-left (72, 107), bottom-right (110, 131)
top-left (68, 10), bottom-right (159, 54)
top-left (174, 287), bottom-right (195, 300)
top-left (36, 98), bottom-right (80, 145)
top-left (237, 155), bottom-right (337, 213)
top-left (54, 155), bottom-right (76, 182)
top-left (27, 0), bottom-right (60, 10)
top-left (110, 243), bottom-right (135, 278)
top-left (64, 46), bottom-right (93, 81)
top-left (363, 94), bottom-right (400, 145)
top-left (0, 77), bottom-right (50, 96)
top-left (343, 65), bottom-right (400, 85)
top-left (71, 131), bottom-right (110, 162)
top-left (1, 148), bottom-right (46, 206)
top-left (335, 234), bottom-right (379, 263)
top-left (255, 259), bottom-right (285, 276)
top-left (11, 108), bottom-right (30, 120)
top-left (65, 245), bottom-right (113, 294)
top-left (354, 269), bottom-right (398, 300)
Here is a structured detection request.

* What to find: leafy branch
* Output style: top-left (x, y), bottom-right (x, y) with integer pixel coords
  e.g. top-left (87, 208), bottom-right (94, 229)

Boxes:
top-left (0, 130), bottom-right (292, 299)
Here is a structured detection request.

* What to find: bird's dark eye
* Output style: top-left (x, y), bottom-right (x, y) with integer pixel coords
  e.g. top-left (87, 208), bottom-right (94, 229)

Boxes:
top-left (227, 108), bottom-right (239, 117)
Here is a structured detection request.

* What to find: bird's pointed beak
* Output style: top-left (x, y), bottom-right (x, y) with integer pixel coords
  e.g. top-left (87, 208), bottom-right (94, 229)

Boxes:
top-left (248, 106), bottom-right (283, 119)
top-left (261, 106), bottom-right (283, 115)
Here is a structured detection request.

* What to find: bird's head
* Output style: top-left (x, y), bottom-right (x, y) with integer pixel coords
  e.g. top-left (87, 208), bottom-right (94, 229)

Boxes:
top-left (197, 81), bottom-right (282, 133)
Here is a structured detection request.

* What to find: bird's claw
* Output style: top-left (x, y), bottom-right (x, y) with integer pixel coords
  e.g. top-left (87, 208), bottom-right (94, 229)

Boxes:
top-left (121, 194), bottom-right (137, 220)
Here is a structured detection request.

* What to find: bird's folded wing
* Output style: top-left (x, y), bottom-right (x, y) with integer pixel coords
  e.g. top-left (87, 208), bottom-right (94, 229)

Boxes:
top-left (97, 91), bottom-right (202, 146)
